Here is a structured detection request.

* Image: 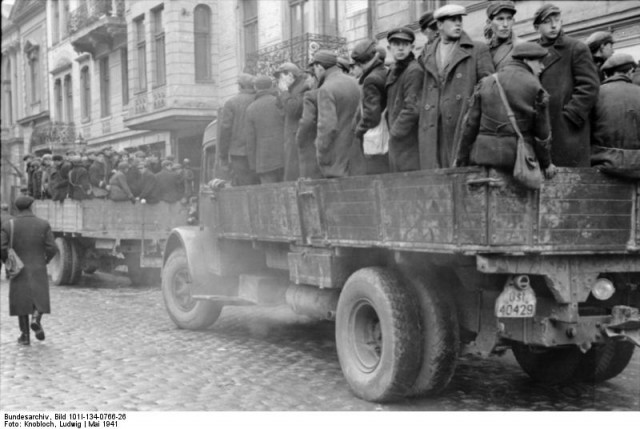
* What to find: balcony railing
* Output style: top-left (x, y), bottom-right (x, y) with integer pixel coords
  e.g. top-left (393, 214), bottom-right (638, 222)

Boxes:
top-left (244, 33), bottom-right (349, 76)
top-left (31, 122), bottom-right (76, 149)
top-left (67, 0), bottom-right (125, 36)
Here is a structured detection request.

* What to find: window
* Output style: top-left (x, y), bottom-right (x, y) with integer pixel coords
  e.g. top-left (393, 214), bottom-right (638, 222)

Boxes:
top-left (61, 0), bottom-right (69, 39)
top-left (152, 6), bottom-right (166, 86)
top-left (54, 78), bottom-right (63, 120)
top-left (2, 58), bottom-right (13, 125)
top-left (135, 16), bottom-right (147, 91)
top-left (80, 65), bottom-right (91, 120)
top-left (100, 57), bottom-right (111, 117)
top-left (121, 48), bottom-right (129, 105)
top-left (289, 0), bottom-right (309, 39)
top-left (52, 0), bottom-right (60, 44)
top-left (194, 4), bottom-right (212, 81)
top-left (26, 48), bottom-right (41, 104)
top-left (243, 0), bottom-right (258, 57)
top-left (319, 0), bottom-right (338, 36)
top-left (64, 75), bottom-right (73, 123)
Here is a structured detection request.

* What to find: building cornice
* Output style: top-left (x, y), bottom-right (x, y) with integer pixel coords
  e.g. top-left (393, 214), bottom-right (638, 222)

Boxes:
top-left (10, 0), bottom-right (45, 25)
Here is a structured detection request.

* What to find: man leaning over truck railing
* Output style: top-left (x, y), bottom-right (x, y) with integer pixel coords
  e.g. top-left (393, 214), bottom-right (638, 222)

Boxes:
top-left (454, 42), bottom-right (557, 183)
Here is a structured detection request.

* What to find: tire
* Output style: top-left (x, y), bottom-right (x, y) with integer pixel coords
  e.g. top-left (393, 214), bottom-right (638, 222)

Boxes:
top-left (83, 266), bottom-right (98, 274)
top-left (162, 248), bottom-right (222, 330)
top-left (335, 267), bottom-right (421, 402)
top-left (67, 240), bottom-right (83, 285)
top-left (48, 237), bottom-right (73, 286)
top-left (573, 341), bottom-right (635, 383)
top-left (403, 269), bottom-right (460, 397)
top-left (512, 343), bottom-right (583, 384)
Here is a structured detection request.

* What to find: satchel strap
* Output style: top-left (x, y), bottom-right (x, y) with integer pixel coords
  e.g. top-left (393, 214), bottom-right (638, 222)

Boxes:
top-left (9, 218), bottom-right (14, 249)
top-left (492, 74), bottom-right (525, 142)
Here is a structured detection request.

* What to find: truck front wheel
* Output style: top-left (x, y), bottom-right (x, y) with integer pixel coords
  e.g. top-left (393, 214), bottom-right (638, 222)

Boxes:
top-left (335, 267), bottom-right (421, 402)
top-left (573, 341), bottom-right (635, 383)
top-left (162, 248), bottom-right (222, 330)
top-left (512, 344), bottom-right (582, 384)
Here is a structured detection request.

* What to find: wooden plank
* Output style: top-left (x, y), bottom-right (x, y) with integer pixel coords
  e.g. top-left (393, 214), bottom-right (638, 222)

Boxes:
top-left (540, 214), bottom-right (631, 230)
top-left (539, 229), bottom-right (631, 246)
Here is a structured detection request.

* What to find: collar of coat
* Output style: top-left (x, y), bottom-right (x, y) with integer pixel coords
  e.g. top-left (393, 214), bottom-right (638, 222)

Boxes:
top-left (386, 51), bottom-right (416, 86)
top-left (358, 57), bottom-right (386, 85)
top-left (15, 211), bottom-right (35, 218)
top-left (255, 88), bottom-right (277, 99)
top-left (422, 31), bottom-right (475, 80)
top-left (318, 66), bottom-right (340, 87)
top-left (602, 74), bottom-right (633, 85)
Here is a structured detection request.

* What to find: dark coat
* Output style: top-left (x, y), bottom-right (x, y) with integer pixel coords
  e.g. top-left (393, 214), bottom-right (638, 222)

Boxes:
top-left (1, 211), bottom-right (57, 316)
top-left (68, 165), bottom-right (92, 200)
top-left (488, 36), bottom-right (520, 71)
top-left (315, 67), bottom-right (364, 178)
top-left (537, 32), bottom-right (600, 167)
top-left (456, 61), bottom-right (552, 170)
top-left (108, 170), bottom-right (134, 201)
top-left (125, 165), bottom-right (142, 197)
top-left (590, 74), bottom-right (640, 170)
top-left (278, 75), bottom-right (309, 180)
top-left (218, 89), bottom-right (256, 161)
top-left (155, 168), bottom-right (183, 203)
top-left (245, 89), bottom-right (286, 174)
top-left (386, 53), bottom-right (423, 172)
top-left (48, 164), bottom-right (69, 202)
top-left (419, 32), bottom-right (495, 169)
top-left (355, 58), bottom-right (387, 138)
top-left (296, 89), bottom-right (323, 179)
top-left (138, 168), bottom-right (161, 204)
top-left (30, 169), bottom-right (44, 199)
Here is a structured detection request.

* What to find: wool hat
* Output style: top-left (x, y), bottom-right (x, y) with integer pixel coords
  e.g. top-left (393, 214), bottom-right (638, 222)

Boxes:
top-left (511, 42), bottom-right (548, 60)
top-left (387, 27), bottom-right (415, 43)
top-left (419, 11), bottom-right (437, 31)
top-left (601, 53), bottom-right (636, 72)
top-left (487, 1), bottom-right (516, 19)
top-left (351, 40), bottom-right (378, 64)
top-left (254, 75), bottom-right (273, 90)
top-left (585, 31), bottom-right (614, 53)
top-left (434, 4), bottom-right (467, 21)
top-left (533, 4), bottom-right (561, 26)
top-left (237, 73), bottom-right (255, 88)
top-left (14, 195), bottom-right (35, 210)
top-left (310, 50), bottom-right (338, 68)
top-left (274, 62), bottom-right (301, 78)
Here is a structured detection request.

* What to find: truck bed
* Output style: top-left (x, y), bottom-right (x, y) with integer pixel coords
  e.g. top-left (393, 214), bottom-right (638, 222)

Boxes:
top-left (211, 167), bottom-right (639, 255)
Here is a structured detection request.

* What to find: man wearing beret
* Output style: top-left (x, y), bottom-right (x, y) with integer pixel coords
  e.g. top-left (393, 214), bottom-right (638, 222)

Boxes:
top-left (484, 1), bottom-right (520, 70)
top-left (385, 27), bottom-right (424, 172)
top-left (590, 53), bottom-right (640, 178)
top-left (311, 49), bottom-right (364, 178)
top-left (245, 76), bottom-right (286, 183)
top-left (1, 196), bottom-right (58, 346)
top-left (218, 73), bottom-right (259, 186)
top-left (585, 31), bottom-right (614, 82)
top-left (351, 39), bottom-right (390, 174)
top-left (455, 42), bottom-right (556, 183)
top-left (534, 3), bottom-right (599, 167)
top-left (419, 4), bottom-right (495, 169)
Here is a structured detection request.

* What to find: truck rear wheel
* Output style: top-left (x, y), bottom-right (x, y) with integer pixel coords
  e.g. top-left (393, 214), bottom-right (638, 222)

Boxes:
top-left (48, 237), bottom-right (74, 286)
top-left (404, 270), bottom-right (460, 397)
top-left (67, 240), bottom-right (83, 285)
top-left (335, 267), bottom-right (421, 402)
top-left (162, 248), bottom-right (222, 330)
top-left (573, 341), bottom-right (635, 383)
top-left (512, 344), bottom-right (582, 384)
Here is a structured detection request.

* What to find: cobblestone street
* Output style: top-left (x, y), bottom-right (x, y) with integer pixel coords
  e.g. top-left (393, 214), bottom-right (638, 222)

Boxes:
top-left (1, 272), bottom-right (639, 412)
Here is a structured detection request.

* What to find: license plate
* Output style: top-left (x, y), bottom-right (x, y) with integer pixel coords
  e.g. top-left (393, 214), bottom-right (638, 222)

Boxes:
top-left (495, 284), bottom-right (536, 318)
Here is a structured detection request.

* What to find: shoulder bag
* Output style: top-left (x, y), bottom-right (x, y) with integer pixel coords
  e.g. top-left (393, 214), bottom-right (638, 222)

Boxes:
top-left (360, 104), bottom-right (389, 156)
top-left (493, 74), bottom-right (543, 190)
top-left (5, 219), bottom-right (24, 279)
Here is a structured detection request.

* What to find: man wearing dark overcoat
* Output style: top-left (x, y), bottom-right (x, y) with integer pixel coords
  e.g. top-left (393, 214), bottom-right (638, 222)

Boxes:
top-left (585, 31), bottom-right (614, 82)
top-left (455, 42), bottom-right (556, 182)
top-left (385, 28), bottom-right (424, 172)
top-left (418, 4), bottom-right (495, 170)
top-left (88, 152), bottom-right (109, 198)
top-left (485, 1), bottom-right (519, 71)
top-left (311, 50), bottom-right (364, 178)
top-left (296, 73), bottom-right (323, 179)
top-left (155, 160), bottom-right (183, 203)
top-left (534, 3), bottom-right (600, 167)
top-left (590, 53), bottom-right (640, 177)
top-left (245, 76), bottom-right (286, 184)
top-left (1, 196), bottom-right (58, 345)
top-left (68, 155), bottom-right (92, 200)
top-left (48, 155), bottom-right (69, 202)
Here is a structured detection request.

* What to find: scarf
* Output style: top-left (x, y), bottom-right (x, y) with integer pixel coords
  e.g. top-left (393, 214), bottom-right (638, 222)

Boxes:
top-left (390, 52), bottom-right (415, 80)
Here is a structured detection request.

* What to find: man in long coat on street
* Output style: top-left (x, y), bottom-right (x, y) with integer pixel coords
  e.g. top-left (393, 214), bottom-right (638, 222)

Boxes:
top-left (1, 196), bottom-right (58, 345)
top-left (418, 4), bottom-right (494, 170)
top-left (311, 50), bottom-right (364, 178)
top-left (534, 3), bottom-right (600, 167)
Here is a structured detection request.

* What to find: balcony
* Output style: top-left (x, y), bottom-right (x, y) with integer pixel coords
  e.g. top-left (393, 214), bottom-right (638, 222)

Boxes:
top-left (67, 0), bottom-right (126, 56)
top-left (30, 122), bottom-right (77, 152)
top-left (245, 33), bottom-right (349, 76)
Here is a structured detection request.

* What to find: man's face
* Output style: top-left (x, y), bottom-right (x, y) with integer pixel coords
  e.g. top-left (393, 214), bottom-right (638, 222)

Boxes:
top-left (599, 42), bottom-right (614, 59)
top-left (438, 16), bottom-right (463, 40)
top-left (536, 13), bottom-right (562, 40)
top-left (490, 11), bottom-right (514, 41)
top-left (389, 40), bottom-right (413, 61)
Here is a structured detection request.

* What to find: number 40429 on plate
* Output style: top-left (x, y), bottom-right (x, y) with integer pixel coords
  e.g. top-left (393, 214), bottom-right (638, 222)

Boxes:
top-left (495, 284), bottom-right (537, 318)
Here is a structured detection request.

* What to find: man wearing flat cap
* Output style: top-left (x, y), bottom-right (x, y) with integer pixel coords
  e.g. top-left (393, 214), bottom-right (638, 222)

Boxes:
top-left (484, 1), bottom-right (520, 70)
top-left (586, 31), bottom-right (614, 82)
top-left (1, 195), bottom-right (57, 346)
top-left (456, 42), bottom-right (556, 184)
top-left (419, 11), bottom-right (439, 48)
top-left (419, 4), bottom-right (494, 169)
top-left (218, 73), bottom-right (259, 186)
top-left (310, 49), bottom-right (364, 178)
top-left (534, 3), bottom-right (599, 168)
top-left (590, 53), bottom-right (640, 178)
top-left (385, 27), bottom-right (423, 172)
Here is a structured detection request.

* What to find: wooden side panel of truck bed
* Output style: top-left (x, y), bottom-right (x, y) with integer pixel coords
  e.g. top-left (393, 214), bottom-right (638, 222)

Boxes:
top-left (212, 168), bottom-right (639, 254)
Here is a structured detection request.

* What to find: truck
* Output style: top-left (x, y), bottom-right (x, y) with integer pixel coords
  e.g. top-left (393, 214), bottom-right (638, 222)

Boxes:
top-left (32, 199), bottom-right (191, 285)
top-left (161, 159), bottom-right (640, 402)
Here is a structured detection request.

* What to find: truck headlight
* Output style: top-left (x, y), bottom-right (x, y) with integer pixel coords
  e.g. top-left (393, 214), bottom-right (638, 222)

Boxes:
top-left (592, 278), bottom-right (615, 301)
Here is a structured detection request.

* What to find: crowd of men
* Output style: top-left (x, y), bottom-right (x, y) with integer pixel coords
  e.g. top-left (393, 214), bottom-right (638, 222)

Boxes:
top-left (217, 2), bottom-right (640, 187)
top-left (21, 148), bottom-right (196, 204)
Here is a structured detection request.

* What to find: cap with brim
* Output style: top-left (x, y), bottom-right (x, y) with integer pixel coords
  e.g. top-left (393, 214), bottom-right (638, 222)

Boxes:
top-left (511, 42), bottom-right (548, 60)
top-left (586, 31), bottom-right (614, 52)
top-left (310, 50), bottom-right (338, 68)
top-left (387, 27), bottom-right (415, 43)
top-left (487, 1), bottom-right (516, 19)
top-left (351, 40), bottom-right (377, 64)
top-left (274, 62), bottom-right (300, 77)
top-left (533, 4), bottom-right (561, 26)
top-left (15, 196), bottom-right (35, 210)
top-left (434, 4), bottom-right (467, 20)
top-left (419, 11), bottom-right (437, 30)
top-left (601, 53), bottom-right (636, 72)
